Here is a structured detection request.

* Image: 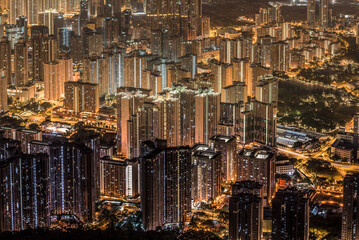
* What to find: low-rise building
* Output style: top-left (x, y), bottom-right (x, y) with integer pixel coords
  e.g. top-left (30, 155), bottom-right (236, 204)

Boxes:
top-left (275, 157), bottom-right (295, 176)
top-left (331, 139), bottom-right (355, 162)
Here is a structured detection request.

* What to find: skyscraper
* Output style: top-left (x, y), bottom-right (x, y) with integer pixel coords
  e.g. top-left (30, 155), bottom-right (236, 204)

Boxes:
top-left (307, 0), bottom-right (316, 28)
top-left (100, 156), bottom-right (128, 199)
top-left (257, 35), bottom-right (276, 68)
top-left (31, 26), bottom-right (49, 82)
top-left (80, 0), bottom-right (90, 27)
top-left (272, 188), bottom-right (310, 240)
top-left (229, 181), bottom-right (263, 240)
top-left (319, 0), bottom-right (329, 28)
top-left (0, 39), bottom-right (9, 112)
top-left (255, 75), bottom-right (279, 105)
top-left (0, 37), bottom-right (11, 85)
top-left (353, 114), bottom-right (359, 134)
top-left (9, 0), bottom-right (26, 24)
top-left (108, 0), bottom-right (122, 17)
top-left (163, 86), bottom-right (197, 147)
top-left (237, 148), bottom-right (276, 203)
top-left (270, 41), bottom-right (290, 72)
top-left (210, 135), bottom-right (238, 183)
top-left (64, 81), bottom-right (100, 113)
top-left (0, 71), bottom-right (7, 113)
top-left (191, 144), bottom-right (221, 202)
top-left (29, 140), bottom-right (96, 223)
top-left (26, 0), bottom-right (40, 25)
top-left (0, 153), bottom-right (50, 232)
top-left (195, 88), bottom-right (220, 145)
top-left (43, 61), bottom-right (61, 100)
top-left (140, 140), bottom-right (192, 230)
top-left (342, 173), bottom-right (359, 240)
top-left (252, 100), bottom-right (277, 147)
top-left (14, 38), bottom-right (29, 87)
top-left (116, 87), bottom-right (150, 156)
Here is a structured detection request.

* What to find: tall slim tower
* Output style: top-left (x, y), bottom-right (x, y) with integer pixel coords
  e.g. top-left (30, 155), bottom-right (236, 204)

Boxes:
top-left (26, 0), bottom-right (40, 25)
top-left (342, 173), bottom-right (359, 240)
top-left (307, 0), bottom-right (315, 28)
top-left (0, 37), bottom-right (11, 85)
top-left (0, 153), bottom-right (50, 232)
top-left (9, 0), bottom-right (26, 24)
top-left (109, 0), bottom-right (122, 17)
top-left (319, 0), bottom-right (329, 28)
top-left (272, 188), bottom-right (310, 240)
top-left (14, 38), bottom-right (29, 87)
top-left (354, 114), bottom-right (359, 134)
top-left (229, 181), bottom-right (263, 240)
top-left (31, 26), bottom-right (49, 82)
top-left (140, 140), bottom-right (192, 231)
top-left (194, 88), bottom-right (220, 145)
top-left (0, 71), bottom-right (7, 113)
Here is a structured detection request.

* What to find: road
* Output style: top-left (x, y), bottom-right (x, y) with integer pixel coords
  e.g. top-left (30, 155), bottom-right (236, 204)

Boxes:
top-left (331, 162), bottom-right (359, 173)
top-left (277, 147), bottom-right (308, 159)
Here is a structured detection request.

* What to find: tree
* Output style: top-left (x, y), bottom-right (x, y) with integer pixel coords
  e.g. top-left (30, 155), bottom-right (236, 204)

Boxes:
top-left (293, 141), bottom-right (303, 149)
top-left (40, 102), bottom-right (52, 110)
top-left (71, 122), bottom-right (100, 144)
top-left (0, 116), bottom-right (24, 127)
top-left (28, 123), bottom-right (39, 130)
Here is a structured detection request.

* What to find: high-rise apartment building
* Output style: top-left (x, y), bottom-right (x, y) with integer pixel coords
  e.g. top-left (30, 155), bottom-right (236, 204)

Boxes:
top-left (191, 144), bottom-right (221, 202)
top-left (38, 10), bottom-right (60, 35)
top-left (64, 81), bottom-right (100, 113)
top-left (44, 61), bottom-right (61, 100)
top-left (29, 140), bottom-right (96, 223)
top-left (0, 127), bottom-right (43, 153)
top-left (123, 52), bottom-right (147, 88)
top-left (252, 100), bottom-right (277, 147)
top-left (247, 63), bottom-right (272, 98)
top-left (58, 57), bottom-right (74, 83)
top-left (0, 153), bottom-right (50, 232)
top-left (127, 102), bottom-right (163, 158)
top-left (161, 86), bottom-right (197, 147)
top-left (354, 114), bottom-right (359, 134)
top-left (255, 75), bottom-right (278, 104)
top-left (210, 135), bottom-right (238, 182)
top-left (223, 81), bottom-right (248, 104)
top-left (140, 140), bottom-right (192, 230)
top-left (307, 0), bottom-right (316, 27)
top-left (270, 41), bottom-right (289, 72)
top-left (0, 37), bottom-right (11, 85)
top-left (31, 26), bottom-right (49, 82)
top-left (237, 148), bottom-right (276, 203)
top-left (116, 87), bottom-right (150, 156)
top-left (100, 156), bottom-right (128, 199)
top-left (232, 58), bottom-right (249, 84)
top-left (229, 181), bottom-right (263, 240)
top-left (14, 38), bottom-right (29, 87)
top-left (342, 173), bottom-right (359, 240)
top-left (9, 0), bottom-right (26, 24)
top-left (257, 36), bottom-right (276, 68)
top-left (195, 88), bottom-right (220, 144)
top-left (272, 188), bottom-right (310, 240)
top-left (319, 0), bottom-right (329, 28)
top-left (0, 72), bottom-right (7, 113)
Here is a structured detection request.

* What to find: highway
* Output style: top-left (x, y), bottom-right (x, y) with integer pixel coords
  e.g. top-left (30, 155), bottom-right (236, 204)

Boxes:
top-left (277, 147), bottom-right (308, 159)
top-left (331, 162), bottom-right (359, 173)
